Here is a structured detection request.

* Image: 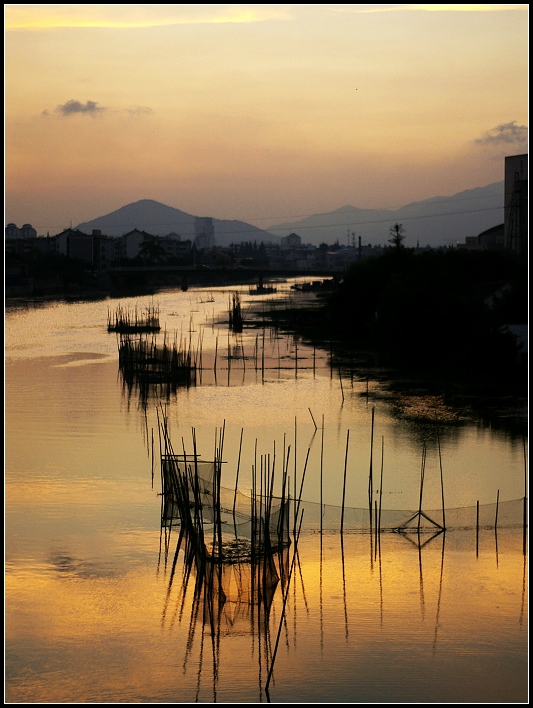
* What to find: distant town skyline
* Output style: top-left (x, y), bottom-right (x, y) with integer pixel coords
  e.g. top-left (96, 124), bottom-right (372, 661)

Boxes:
top-left (5, 4), bottom-right (528, 236)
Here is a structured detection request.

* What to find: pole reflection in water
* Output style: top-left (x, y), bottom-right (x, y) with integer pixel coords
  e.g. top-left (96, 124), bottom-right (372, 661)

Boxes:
top-left (5, 290), bottom-right (527, 704)
top-left (156, 408), bottom-right (303, 702)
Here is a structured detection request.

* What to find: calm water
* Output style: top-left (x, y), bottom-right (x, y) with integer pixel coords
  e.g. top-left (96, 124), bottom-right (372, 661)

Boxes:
top-left (5, 281), bottom-right (528, 703)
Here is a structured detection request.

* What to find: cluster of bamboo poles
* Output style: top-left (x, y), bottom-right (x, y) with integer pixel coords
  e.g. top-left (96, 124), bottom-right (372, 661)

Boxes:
top-left (156, 408), bottom-right (306, 693)
top-left (228, 292), bottom-right (243, 333)
top-left (118, 331), bottom-right (198, 390)
top-left (157, 411), bottom-right (296, 564)
top-left (107, 302), bottom-right (160, 333)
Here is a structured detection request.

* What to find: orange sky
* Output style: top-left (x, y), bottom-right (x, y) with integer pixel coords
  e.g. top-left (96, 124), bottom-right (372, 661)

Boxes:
top-left (4, 4), bottom-right (528, 235)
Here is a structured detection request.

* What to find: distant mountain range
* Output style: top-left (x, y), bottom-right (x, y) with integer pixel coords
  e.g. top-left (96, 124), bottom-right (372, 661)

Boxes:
top-left (75, 181), bottom-right (504, 249)
top-left (267, 182), bottom-right (505, 248)
top-left (76, 200), bottom-right (281, 247)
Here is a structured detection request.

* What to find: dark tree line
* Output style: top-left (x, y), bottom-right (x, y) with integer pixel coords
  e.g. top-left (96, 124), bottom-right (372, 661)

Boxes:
top-left (323, 248), bottom-right (526, 384)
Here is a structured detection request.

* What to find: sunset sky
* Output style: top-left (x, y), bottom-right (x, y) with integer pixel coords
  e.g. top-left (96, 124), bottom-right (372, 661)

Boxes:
top-left (5, 4), bottom-right (528, 236)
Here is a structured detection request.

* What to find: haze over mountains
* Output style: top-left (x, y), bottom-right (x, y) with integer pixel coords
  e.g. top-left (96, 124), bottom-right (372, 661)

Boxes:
top-left (76, 181), bottom-right (504, 250)
top-left (76, 200), bottom-right (280, 248)
top-left (267, 182), bottom-right (505, 248)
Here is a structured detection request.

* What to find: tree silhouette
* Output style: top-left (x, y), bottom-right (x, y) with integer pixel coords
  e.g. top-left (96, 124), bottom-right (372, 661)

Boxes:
top-left (138, 240), bottom-right (166, 264)
top-left (388, 223), bottom-right (405, 249)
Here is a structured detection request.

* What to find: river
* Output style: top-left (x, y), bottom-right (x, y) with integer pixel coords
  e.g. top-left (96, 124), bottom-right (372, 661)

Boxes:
top-left (5, 279), bottom-right (528, 703)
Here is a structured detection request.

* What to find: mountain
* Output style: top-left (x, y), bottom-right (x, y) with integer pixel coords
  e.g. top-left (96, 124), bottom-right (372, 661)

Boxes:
top-left (267, 182), bottom-right (505, 248)
top-left (75, 199), bottom-right (280, 247)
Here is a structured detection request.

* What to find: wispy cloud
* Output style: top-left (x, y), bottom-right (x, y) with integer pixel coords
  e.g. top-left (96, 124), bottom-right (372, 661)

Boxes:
top-left (126, 106), bottom-right (154, 116)
top-left (328, 3), bottom-right (527, 13)
top-left (41, 101), bottom-right (154, 118)
top-left (475, 121), bottom-right (528, 148)
top-left (6, 4), bottom-right (292, 30)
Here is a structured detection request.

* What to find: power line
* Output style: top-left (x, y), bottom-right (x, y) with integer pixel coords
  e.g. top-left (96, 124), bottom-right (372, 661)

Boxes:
top-left (262, 206), bottom-right (504, 234)
top-left (247, 189), bottom-right (505, 225)
top-left (11, 196), bottom-right (504, 236)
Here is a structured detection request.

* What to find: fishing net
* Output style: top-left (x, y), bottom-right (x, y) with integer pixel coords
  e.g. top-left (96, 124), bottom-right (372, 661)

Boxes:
top-left (161, 455), bottom-right (291, 557)
top-left (162, 454), bottom-right (525, 535)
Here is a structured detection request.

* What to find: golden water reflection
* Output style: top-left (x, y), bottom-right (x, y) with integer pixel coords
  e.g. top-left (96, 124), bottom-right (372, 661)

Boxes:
top-left (5, 289), bottom-right (527, 702)
top-left (6, 526), bottom-right (527, 703)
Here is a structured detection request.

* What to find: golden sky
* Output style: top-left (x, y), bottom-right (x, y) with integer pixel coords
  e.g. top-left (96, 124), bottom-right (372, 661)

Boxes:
top-left (4, 4), bottom-right (528, 235)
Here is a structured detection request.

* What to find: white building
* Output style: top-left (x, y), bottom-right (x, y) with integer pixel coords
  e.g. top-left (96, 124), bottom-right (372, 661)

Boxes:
top-left (194, 217), bottom-right (215, 250)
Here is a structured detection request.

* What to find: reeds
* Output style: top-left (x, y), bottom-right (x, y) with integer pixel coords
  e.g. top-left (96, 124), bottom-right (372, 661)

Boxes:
top-left (118, 331), bottom-right (197, 397)
top-left (229, 292), bottom-right (243, 333)
top-left (107, 302), bottom-right (160, 333)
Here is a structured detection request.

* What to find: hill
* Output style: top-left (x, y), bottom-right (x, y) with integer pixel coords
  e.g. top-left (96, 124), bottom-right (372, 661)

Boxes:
top-left (75, 199), bottom-right (280, 247)
top-left (267, 182), bottom-right (504, 248)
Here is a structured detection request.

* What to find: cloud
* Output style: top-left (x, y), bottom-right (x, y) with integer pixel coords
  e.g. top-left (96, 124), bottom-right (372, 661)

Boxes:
top-left (41, 101), bottom-right (153, 118)
top-left (55, 99), bottom-right (106, 116)
top-left (474, 121), bottom-right (528, 148)
top-left (126, 106), bottom-right (154, 116)
top-left (328, 3), bottom-right (527, 13)
top-left (6, 4), bottom-right (292, 30)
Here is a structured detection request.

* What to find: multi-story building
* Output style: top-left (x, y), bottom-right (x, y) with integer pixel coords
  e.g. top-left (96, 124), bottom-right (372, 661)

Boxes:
top-left (159, 234), bottom-right (192, 260)
top-left (56, 228), bottom-right (119, 269)
top-left (194, 217), bottom-right (215, 250)
top-left (504, 153), bottom-right (527, 257)
top-left (5, 223), bottom-right (37, 239)
top-left (121, 229), bottom-right (154, 261)
top-left (280, 232), bottom-right (302, 249)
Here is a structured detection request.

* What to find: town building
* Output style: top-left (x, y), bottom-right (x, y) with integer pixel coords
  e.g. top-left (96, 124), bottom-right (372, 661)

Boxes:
top-left (5, 223), bottom-right (37, 239)
top-left (194, 217), bottom-right (215, 250)
top-left (504, 153), bottom-right (527, 257)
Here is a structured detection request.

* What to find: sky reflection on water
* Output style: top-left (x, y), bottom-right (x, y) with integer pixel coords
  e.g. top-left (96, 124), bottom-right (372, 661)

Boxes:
top-left (5, 283), bottom-right (528, 702)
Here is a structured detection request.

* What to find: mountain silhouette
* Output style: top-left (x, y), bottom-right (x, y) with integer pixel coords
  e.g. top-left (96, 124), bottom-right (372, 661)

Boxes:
top-left (267, 182), bottom-right (505, 248)
top-left (75, 199), bottom-right (280, 247)
top-left (75, 182), bottom-right (505, 250)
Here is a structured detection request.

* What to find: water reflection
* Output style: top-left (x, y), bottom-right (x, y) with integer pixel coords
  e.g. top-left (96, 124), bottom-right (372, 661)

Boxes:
top-left (156, 411), bottom-right (299, 702)
top-left (5, 286), bottom-right (528, 703)
top-left (152, 516), bottom-right (527, 702)
top-left (151, 408), bottom-right (527, 702)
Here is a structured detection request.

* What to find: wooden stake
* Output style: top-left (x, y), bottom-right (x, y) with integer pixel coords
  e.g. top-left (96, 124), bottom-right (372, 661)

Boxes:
top-left (368, 407), bottom-right (375, 530)
top-left (233, 427), bottom-right (244, 517)
top-left (476, 500), bottom-right (480, 557)
top-left (437, 426), bottom-right (446, 530)
top-left (340, 429), bottom-right (350, 535)
top-left (320, 414), bottom-right (325, 536)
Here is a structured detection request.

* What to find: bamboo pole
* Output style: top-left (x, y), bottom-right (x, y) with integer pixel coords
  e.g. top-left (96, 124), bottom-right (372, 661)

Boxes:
top-left (437, 426), bottom-right (446, 530)
top-left (294, 416), bottom-right (297, 531)
top-left (368, 407), bottom-right (375, 530)
top-left (233, 428), bottom-right (244, 517)
top-left (340, 429), bottom-right (350, 535)
top-left (417, 444), bottom-right (426, 536)
top-left (265, 509), bottom-right (304, 694)
top-left (261, 329), bottom-right (265, 384)
top-left (522, 436), bottom-right (527, 556)
top-left (476, 500), bottom-right (480, 557)
top-left (494, 489), bottom-right (500, 531)
top-left (294, 447), bottom-right (310, 538)
top-left (320, 414), bottom-right (325, 536)
top-left (378, 436), bottom-right (384, 539)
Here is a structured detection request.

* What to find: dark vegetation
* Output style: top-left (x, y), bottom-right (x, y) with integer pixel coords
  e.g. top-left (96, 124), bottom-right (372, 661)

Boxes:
top-left (265, 249), bottom-right (527, 393)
